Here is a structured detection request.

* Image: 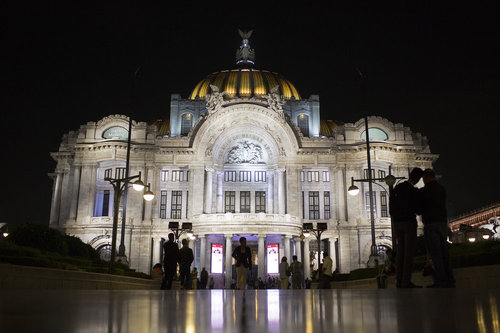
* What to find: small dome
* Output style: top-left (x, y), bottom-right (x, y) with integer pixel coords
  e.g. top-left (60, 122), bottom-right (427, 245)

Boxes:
top-left (188, 68), bottom-right (301, 101)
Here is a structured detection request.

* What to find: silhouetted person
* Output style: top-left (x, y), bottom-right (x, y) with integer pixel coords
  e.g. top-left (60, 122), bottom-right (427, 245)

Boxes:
top-left (279, 256), bottom-right (290, 289)
top-left (179, 238), bottom-right (194, 289)
top-left (200, 267), bottom-right (209, 289)
top-left (232, 237), bottom-right (252, 290)
top-left (161, 233), bottom-right (180, 290)
top-left (290, 255), bottom-right (303, 289)
top-left (321, 252), bottom-right (333, 289)
top-left (419, 168), bottom-right (455, 288)
top-left (389, 167), bottom-right (423, 288)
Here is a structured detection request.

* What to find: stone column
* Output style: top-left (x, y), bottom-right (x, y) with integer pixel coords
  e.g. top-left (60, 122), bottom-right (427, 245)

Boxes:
top-left (76, 165), bottom-right (92, 222)
top-left (152, 237), bottom-right (162, 266)
top-left (199, 235), bottom-right (206, 270)
top-left (329, 237), bottom-right (336, 272)
top-left (258, 235), bottom-right (266, 280)
top-left (303, 238), bottom-right (311, 279)
top-left (204, 167), bottom-right (214, 213)
top-left (278, 168), bottom-right (286, 214)
top-left (267, 172), bottom-right (274, 213)
top-left (216, 171), bottom-right (224, 213)
top-left (69, 165), bottom-right (81, 220)
top-left (335, 167), bottom-right (347, 222)
top-left (225, 234), bottom-right (233, 288)
top-left (294, 237), bottom-right (302, 262)
top-left (284, 235), bottom-right (291, 262)
top-left (49, 171), bottom-right (63, 226)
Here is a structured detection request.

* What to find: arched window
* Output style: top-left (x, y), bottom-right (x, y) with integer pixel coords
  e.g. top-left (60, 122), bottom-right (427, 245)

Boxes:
top-left (181, 113), bottom-right (193, 135)
top-left (297, 114), bottom-right (309, 136)
top-left (102, 126), bottom-right (128, 140)
top-left (361, 128), bottom-right (388, 141)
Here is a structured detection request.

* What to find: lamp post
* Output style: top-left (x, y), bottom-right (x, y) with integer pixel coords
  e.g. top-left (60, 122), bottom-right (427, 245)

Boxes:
top-left (348, 171), bottom-right (405, 267)
top-left (117, 65), bottom-right (143, 264)
top-left (302, 222), bottom-right (327, 278)
top-left (168, 222), bottom-right (195, 242)
top-left (106, 172), bottom-right (154, 273)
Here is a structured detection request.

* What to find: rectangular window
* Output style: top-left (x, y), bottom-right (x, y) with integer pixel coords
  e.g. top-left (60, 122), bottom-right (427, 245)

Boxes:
top-left (186, 171), bottom-right (190, 182)
top-left (255, 191), bottom-right (266, 213)
top-left (365, 192), bottom-right (377, 218)
top-left (380, 191), bottom-right (388, 217)
top-left (364, 169), bottom-right (375, 180)
top-left (104, 168), bottom-right (112, 179)
top-left (102, 190), bottom-right (110, 216)
top-left (225, 191), bottom-right (235, 213)
top-left (307, 171), bottom-right (319, 182)
top-left (255, 171), bottom-right (266, 182)
top-left (172, 170), bottom-right (179, 182)
top-left (239, 171), bottom-right (251, 182)
top-left (324, 191), bottom-right (331, 219)
top-left (240, 191), bottom-right (251, 213)
top-left (170, 191), bottom-right (182, 219)
top-left (161, 170), bottom-right (169, 182)
top-left (224, 171), bottom-right (236, 182)
top-left (378, 170), bottom-right (386, 182)
top-left (160, 191), bottom-right (167, 219)
top-left (322, 171), bottom-right (330, 182)
top-left (116, 167), bottom-right (127, 179)
top-left (300, 171), bottom-right (305, 182)
top-left (309, 191), bottom-right (320, 220)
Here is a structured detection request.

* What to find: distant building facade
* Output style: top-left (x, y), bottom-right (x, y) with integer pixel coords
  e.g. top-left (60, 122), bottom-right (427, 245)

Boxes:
top-left (449, 202), bottom-right (500, 243)
top-left (49, 33), bottom-right (436, 282)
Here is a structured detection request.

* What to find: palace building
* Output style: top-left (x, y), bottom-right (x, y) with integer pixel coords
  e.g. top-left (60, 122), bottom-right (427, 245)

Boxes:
top-left (49, 32), bottom-right (437, 286)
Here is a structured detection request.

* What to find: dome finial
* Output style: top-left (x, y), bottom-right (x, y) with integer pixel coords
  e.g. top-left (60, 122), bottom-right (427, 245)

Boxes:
top-left (236, 29), bottom-right (255, 67)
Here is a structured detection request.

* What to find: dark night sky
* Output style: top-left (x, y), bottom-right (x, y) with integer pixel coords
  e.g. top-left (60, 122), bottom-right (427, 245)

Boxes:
top-left (1, 2), bottom-right (498, 228)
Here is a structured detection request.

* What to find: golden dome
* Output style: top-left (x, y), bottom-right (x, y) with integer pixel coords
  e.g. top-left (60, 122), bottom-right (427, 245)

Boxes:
top-left (188, 68), bottom-right (301, 101)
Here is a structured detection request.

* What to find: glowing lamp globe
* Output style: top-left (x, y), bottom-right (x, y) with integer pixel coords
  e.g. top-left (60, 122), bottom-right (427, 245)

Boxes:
top-left (133, 180), bottom-right (145, 191)
top-left (348, 185), bottom-right (360, 196)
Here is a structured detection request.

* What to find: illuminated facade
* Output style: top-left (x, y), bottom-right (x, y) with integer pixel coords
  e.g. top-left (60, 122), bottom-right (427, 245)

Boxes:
top-left (49, 32), bottom-right (437, 284)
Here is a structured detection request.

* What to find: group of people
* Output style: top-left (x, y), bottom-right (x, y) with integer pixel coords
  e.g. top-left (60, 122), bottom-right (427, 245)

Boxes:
top-left (160, 167), bottom-right (453, 290)
top-left (390, 168), bottom-right (455, 288)
top-left (160, 233), bottom-right (212, 290)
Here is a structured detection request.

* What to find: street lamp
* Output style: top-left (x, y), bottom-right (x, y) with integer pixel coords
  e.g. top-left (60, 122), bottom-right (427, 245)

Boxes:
top-left (347, 115), bottom-right (405, 268)
top-left (168, 222), bottom-right (195, 241)
top-left (348, 174), bottom-right (404, 267)
top-left (106, 171), bottom-right (154, 273)
top-left (0, 223), bottom-right (8, 238)
top-left (302, 222), bottom-right (327, 277)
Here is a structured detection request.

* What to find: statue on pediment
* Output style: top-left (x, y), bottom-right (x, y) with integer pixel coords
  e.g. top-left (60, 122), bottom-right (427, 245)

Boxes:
top-left (205, 85), bottom-right (229, 114)
top-left (264, 85), bottom-right (286, 118)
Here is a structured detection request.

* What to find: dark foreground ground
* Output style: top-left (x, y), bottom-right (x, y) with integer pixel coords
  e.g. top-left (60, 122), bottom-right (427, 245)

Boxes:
top-left (1, 289), bottom-right (498, 333)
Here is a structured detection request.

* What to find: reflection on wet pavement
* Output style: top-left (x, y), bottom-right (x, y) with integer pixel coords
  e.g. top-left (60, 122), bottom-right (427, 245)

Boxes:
top-left (1, 289), bottom-right (499, 333)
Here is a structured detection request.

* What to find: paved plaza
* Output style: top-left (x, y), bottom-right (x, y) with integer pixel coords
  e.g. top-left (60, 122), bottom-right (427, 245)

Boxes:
top-left (1, 289), bottom-right (499, 332)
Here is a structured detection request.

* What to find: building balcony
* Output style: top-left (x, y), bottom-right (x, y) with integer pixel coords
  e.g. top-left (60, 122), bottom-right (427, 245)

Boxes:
top-left (191, 213), bottom-right (302, 235)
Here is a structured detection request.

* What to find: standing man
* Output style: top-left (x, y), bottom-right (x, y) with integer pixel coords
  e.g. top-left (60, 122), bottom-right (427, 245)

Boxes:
top-left (179, 238), bottom-right (194, 289)
top-left (200, 267), bottom-right (209, 289)
top-left (389, 167), bottom-right (423, 288)
top-left (232, 237), bottom-right (252, 290)
top-left (419, 168), bottom-right (455, 288)
top-left (290, 255), bottom-right (303, 289)
top-left (161, 233), bottom-right (180, 290)
top-left (321, 252), bottom-right (333, 289)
